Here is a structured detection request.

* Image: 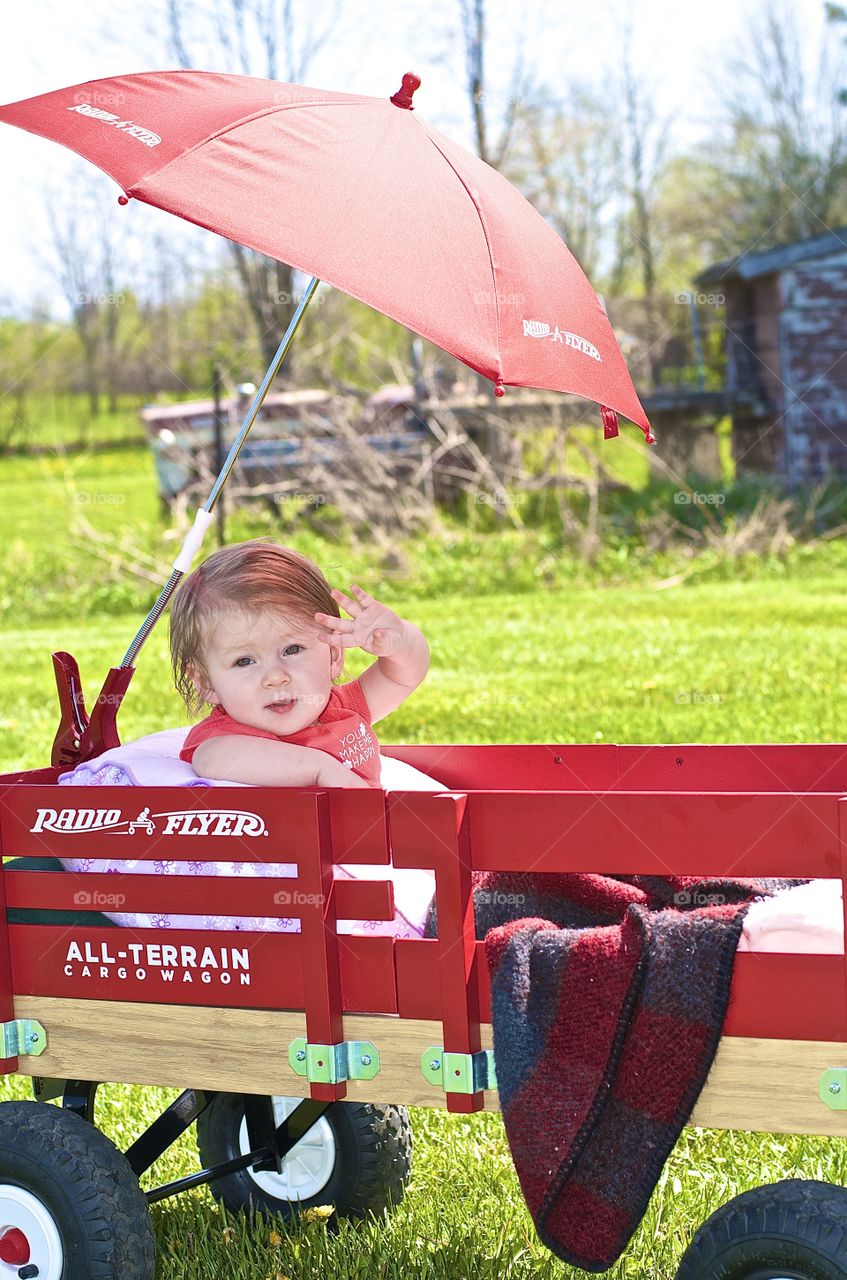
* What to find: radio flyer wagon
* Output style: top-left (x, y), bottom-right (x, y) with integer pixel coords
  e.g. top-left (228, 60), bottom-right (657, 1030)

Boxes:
top-left (2, 693), bottom-right (847, 1280)
top-left (2, 67), bottom-right (847, 1280)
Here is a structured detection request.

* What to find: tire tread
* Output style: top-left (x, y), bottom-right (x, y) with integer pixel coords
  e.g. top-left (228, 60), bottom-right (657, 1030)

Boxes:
top-left (0, 1100), bottom-right (155, 1280)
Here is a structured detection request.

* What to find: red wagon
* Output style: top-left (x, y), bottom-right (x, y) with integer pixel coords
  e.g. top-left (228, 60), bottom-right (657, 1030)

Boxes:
top-left (1, 664), bottom-right (847, 1279)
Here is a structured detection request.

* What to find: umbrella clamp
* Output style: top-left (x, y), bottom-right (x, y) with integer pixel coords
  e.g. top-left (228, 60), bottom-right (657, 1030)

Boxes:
top-left (288, 1038), bottom-right (380, 1085)
top-left (2, 1019), bottom-right (46, 1058)
top-left (421, 1046), bottom-right (497, 1094)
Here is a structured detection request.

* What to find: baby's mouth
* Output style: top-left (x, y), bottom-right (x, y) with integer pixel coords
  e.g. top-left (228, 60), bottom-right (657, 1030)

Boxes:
top-left (266, 698), bottom-right (296, 714)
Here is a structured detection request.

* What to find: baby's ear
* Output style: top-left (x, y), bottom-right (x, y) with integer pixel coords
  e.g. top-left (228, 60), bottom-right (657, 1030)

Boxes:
top-left (186, 661), bottom-right (219, 707)
top-left (329, 642), bottom-right (345, 681)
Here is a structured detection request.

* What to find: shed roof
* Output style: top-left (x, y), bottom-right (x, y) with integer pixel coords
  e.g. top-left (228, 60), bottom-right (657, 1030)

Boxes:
top-left (695, 227), bottom-right (847, 286)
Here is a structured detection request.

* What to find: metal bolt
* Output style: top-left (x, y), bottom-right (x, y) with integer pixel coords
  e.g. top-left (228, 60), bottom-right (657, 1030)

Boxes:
top-left (296, 1050), bottom-right (306, 1062)
top-left (361, 1055), bottom-right (372, 1066)
top-left (28, 1033), bottom-right (39, 1044)
top-left (830, 1081), bottom-right (842, 1095)
top-left (430, 1059), bottom-right (441, 1071)
top-left (19, 1266), bottom-right (40, 1279)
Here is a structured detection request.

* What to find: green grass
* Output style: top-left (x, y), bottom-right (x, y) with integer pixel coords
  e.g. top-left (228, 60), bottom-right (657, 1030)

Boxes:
top-left (2, 419), bottom-right (847, 1277)
top-left (1, 393), bottom-right (149, 449)
top-left (2, 569), bottom-right (847, 1278)
top-left (3, 572), bottom-right (847, 773)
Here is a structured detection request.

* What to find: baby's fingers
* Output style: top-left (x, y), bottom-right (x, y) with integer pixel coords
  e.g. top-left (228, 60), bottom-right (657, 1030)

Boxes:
top-left (314, 611), bottom-right (353, 630)
top-left (329, 587), bottom-right (362, 617)
top-left (349, 584), bottom-right (378, 607)
top-left (316, 630), bottom-right (357, 648)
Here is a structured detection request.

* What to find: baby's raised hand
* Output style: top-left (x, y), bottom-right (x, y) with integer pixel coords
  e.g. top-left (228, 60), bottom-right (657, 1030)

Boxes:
top-left (315, 585), bottom-right (408, 657)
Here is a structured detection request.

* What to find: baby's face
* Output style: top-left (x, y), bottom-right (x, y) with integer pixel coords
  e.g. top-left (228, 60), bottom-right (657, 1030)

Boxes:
top-left (192, 606), bottom-right (343, 736)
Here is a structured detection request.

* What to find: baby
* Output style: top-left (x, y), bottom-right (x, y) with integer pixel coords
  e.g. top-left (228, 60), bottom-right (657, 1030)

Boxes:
top-left (170, 539), bottom-right (429, 787)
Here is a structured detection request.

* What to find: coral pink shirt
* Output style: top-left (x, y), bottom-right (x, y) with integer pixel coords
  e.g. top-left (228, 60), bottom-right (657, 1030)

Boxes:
top-left (180, 678), bottom-right (382, 786)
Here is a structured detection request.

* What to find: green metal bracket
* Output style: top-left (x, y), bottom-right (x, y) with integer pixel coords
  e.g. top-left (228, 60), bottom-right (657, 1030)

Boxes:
top-left (288, 1038), bottom-right (380, 1085)
top-left (421, 1046), bottom-right (497, 1094)
top-left (2, 1019), bottom-right (46, 1059)
top-left (819, 1067), bottom-right (847, 1110)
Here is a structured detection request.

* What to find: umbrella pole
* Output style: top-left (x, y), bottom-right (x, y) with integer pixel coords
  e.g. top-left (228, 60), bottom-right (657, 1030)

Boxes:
top-left (120, 274), bottom-right (322, 670)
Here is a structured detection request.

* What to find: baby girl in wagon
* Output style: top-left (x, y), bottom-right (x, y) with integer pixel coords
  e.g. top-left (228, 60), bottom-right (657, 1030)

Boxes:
top-left (58, 538), bottom-right (437, 937)
top-left (172, 538), bottom-right (430, 786)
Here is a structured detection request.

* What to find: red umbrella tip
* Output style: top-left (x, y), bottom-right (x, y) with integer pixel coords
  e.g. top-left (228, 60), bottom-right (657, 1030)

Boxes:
top-left (390, 72), bottom-right (422, 110)
top-left (494, 379), bottom-right (505, 397)
top-left (117, 194), bottom-right (130, 206)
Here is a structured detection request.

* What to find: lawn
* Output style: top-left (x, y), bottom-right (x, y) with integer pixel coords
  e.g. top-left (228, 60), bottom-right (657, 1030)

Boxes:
top-left (1, 426), bottom-right (847, 1278)
top-left (2, 566), bottom-right (847, 1279)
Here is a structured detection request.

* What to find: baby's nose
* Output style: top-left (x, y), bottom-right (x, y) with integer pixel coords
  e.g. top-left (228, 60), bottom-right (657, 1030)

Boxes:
top-left (263, 663), bottom-right (289, 686)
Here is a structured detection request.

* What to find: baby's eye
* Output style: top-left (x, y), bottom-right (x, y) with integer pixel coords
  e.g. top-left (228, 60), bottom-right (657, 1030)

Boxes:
top-left (233, 656), bottom-right (254, 668)
top-left (283, 644), bottom-right (304, 657)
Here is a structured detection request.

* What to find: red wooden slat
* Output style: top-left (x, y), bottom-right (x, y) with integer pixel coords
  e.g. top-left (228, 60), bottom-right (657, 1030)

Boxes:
top-left (428, 794), bottom-right (485, 1114)
top-left (0, 857), bottom-right (17, 1073)
top-left (616, 744), bottom-right (847, 794)
top-left (383, 744), bottom-right (620, 791)
top-left (327, 790), bottom-right (390, 865)
top-left (384, 743), bottom-right (847, 794)
top-left (2, 869), bottom-right (394, 923)
top-left (395, 939), bottom-right (847, 1043)
top-left (463, 792), bottom-right (841, 878)
top-left (0, 786), bottom-right (379, 863)
top-left (298, 794), bottom-right (346, 1101)
top-left (385, 793), bottom-right (439, 870)
top-left (838, 796), bottom-right (847, 1028)
top-left (8, 925), bottom-right (397, 1013)
top-left (724, 953), bottom-right (847, 1040)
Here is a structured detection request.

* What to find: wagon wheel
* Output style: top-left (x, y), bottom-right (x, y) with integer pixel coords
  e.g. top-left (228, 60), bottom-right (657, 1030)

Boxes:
top-left (675, 1178), bottom-right (847, 1279)
top-left (195, 1094), bottom-right (412, 1221)
top-left (0, 1100), bottom-right (155, 1280)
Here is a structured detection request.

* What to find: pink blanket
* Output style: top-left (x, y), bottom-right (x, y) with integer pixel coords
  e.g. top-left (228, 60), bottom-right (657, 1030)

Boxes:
top-left (58, 728), bottom-right (443, 938)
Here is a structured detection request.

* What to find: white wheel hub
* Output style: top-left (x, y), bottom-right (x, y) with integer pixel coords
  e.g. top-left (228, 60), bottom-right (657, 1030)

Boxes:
top-left (0, 1184), bottom-right (64, 1280)
top-left (238, 1097), bottom-right (337, 1203)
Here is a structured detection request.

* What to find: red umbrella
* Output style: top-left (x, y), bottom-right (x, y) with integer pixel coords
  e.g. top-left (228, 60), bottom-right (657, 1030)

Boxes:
top-left (0, 70), bottom-right (651, 438)
top-left (0, 69), bottom-right (654, 765)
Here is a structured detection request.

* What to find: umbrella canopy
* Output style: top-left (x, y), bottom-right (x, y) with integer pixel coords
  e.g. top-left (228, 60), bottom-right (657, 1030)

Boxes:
top-left (0, 70), bottom-right (652, 439)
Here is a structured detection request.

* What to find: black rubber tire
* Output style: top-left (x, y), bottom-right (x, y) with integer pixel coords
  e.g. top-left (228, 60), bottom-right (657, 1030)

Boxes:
top-left (195, 1094), bottom-right (412, 1221)
top-left (675, 1178), bottom-right (847, 1279)
top-left (0, 1100), bottom-right (155, 1280)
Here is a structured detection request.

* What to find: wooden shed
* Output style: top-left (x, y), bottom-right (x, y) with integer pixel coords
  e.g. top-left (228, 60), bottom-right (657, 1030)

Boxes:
top-left (695, 228), bottom-right (847, 483)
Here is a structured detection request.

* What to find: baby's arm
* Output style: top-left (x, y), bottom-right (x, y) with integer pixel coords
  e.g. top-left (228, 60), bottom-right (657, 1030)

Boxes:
top-left (192, 736), bottom-right (372, 788)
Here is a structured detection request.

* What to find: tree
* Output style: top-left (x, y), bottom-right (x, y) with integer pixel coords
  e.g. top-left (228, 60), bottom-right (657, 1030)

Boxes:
top-left (43, 178), bottom-right (137, 419)
top-left (504, 85), bottom-right (622, 281)
top-left (825, 3), bottom-right (847, 103)
top-left (457, 0), bottom-right (524, 169)
top-left (688, 3), bottom-right (847, 258)
top-left (160, 0), bottom-right (343, 373)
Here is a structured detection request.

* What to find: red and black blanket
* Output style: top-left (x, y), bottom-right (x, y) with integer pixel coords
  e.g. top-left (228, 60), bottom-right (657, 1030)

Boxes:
top-left (462, 871), bottom-right (800, 1272)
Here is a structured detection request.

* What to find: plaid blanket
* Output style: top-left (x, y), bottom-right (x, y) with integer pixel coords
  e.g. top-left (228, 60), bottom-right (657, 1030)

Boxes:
top-left (459, 871), bottom-right (799, 1272)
